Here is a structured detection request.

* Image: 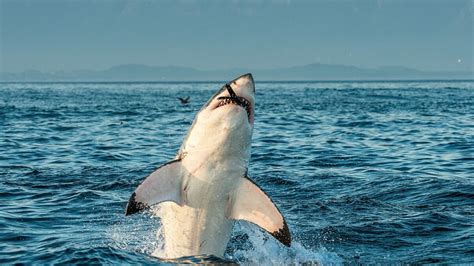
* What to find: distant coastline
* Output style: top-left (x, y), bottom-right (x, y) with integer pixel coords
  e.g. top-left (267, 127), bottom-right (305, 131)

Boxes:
top-left (1, 63), bottom-right (472, 82)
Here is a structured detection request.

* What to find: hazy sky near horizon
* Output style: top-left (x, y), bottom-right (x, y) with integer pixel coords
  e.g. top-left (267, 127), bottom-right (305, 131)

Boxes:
top-left (0, 0), bottom-right (472, 73)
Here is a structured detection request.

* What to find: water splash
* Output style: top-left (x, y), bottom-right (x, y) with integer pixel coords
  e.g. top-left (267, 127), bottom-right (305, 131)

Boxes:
top-left (107, 209), bottom-right (342, 264)
top-left (228, 222), bottom-right (343, 265)
top-left (105, 213), bottom-right (162, 256)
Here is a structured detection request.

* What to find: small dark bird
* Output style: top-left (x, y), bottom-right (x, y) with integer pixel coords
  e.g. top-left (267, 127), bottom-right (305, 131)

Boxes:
top-left (178, 96), bottom-right (190, 104)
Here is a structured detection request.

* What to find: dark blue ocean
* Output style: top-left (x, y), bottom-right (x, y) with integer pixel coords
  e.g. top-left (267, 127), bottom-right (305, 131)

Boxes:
top-left (1, 80), bottom-right (473, 264)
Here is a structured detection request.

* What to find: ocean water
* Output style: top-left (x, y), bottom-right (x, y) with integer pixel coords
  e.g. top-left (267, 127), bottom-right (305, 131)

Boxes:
top-left (0, 80), bottom-right (473, 264)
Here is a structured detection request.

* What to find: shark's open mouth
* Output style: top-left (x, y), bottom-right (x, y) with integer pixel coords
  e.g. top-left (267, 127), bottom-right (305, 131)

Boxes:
top-left (216, 84), bottom-right (251, 120)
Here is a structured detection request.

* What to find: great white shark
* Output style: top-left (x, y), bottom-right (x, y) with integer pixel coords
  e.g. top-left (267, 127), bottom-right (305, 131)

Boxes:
top-left (125, 73), bottom-right (291, 258)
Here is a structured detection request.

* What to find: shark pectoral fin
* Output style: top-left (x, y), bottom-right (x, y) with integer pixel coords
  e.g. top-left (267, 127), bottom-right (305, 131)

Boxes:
top-left (125, 159), bottom-right (185, 216)
top-left (228, 177), bottom-right (292, 247)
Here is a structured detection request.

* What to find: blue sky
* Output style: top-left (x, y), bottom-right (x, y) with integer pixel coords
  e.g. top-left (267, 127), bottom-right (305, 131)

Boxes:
top-left (0, 0), bottom-right (472, 72)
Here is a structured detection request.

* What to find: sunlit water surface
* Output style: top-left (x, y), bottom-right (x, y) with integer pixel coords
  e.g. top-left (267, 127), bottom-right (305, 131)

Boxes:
top-left (1, 81), bottom-right (473, 264)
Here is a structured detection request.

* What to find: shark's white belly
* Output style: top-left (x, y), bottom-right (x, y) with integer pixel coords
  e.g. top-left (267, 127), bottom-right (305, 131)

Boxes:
top-left (152, 154), bottom-right (243, 258)
top-left (154, 203), bottom-right (234, 258)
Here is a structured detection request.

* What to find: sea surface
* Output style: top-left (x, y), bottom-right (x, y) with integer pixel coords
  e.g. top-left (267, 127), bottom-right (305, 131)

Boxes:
top-left (0, 80), bottom-right (473, 264)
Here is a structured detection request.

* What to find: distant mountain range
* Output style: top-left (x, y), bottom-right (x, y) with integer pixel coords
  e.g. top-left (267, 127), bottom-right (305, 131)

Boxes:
top-left (1, 63), bottom-right (472, 81)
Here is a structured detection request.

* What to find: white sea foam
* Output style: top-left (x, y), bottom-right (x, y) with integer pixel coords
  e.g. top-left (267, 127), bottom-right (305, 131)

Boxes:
top-left (229, 222), bottom-right (343, 265)
top-left (107, 210), bottom-right (342, 264)
top-left (106, 213), bottom-right (161, 255)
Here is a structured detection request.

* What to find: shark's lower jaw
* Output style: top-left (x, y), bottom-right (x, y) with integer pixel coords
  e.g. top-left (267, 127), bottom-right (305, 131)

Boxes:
top-left (216, 96), bottom-right (251, 121)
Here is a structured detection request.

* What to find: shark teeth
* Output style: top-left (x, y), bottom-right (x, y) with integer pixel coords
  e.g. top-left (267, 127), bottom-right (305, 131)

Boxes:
top-left (216, 96), bottom-right (251, 120)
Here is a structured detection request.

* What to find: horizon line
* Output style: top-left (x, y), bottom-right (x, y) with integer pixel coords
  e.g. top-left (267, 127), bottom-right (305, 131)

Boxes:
top-left (1, 78), bottom-right (473, 84)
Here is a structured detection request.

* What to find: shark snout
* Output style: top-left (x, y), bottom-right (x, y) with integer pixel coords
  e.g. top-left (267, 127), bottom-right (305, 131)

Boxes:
top-left (232, 73), bottom-right (254, 93)
top-left (229, 73), bottom-right (255, 107)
